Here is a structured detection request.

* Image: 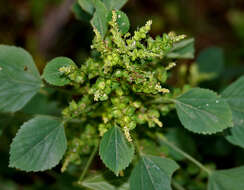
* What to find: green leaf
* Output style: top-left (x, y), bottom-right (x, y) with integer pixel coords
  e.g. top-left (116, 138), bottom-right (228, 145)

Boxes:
top-left (208, 166), bottom-right (244, 190)
top-left (99, 126), bottom-right (134, 175)
top-left (22, 91), bottom-right (60, 115)
top-left (197, 47), bottom-right (224, 77)
top-left (108, 10), bottom-right (130, 34)
top-left (9, 116), bottom-right (67, 172)
top-left (129, 156), bottom-right (179, 190)
top-left (103, 0), bottom-right (128, 10)
top-left (175, 88), bottom-right (233, 134)
top-left (0, 45), bottom-right (42, 112)
top-left (43, 57), bottom-right (76, 86)
top-left (166, 38), bottom-right (195, 59)
top-left (81, 174), bottom-right (129, 190)
top-left (91, 0), bottom-right (109, 38)
top-left (78, 0), bottom-right (94, 15)
top-left (72, 2), bottom-right (92, 22)
top-left (221, 76), bottom-right (244, 148)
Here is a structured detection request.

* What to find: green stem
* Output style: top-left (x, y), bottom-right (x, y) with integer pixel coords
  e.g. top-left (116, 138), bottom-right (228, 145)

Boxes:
top-left (135, 140), bottom-right (143, 157)
top-left (78, 142), bottom-right (99, 182)
top-left (157, 134), bottom-right (212, 175)
top-left (172, 181), bottom-right (186, 190)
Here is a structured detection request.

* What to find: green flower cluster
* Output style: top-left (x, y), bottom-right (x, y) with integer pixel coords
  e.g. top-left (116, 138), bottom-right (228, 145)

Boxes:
top-left (61, 11), bottom-right (186, 141)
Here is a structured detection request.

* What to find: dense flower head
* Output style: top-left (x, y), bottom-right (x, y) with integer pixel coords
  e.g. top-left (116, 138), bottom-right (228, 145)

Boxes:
top-left (61, 10), bottom-right (186, 141)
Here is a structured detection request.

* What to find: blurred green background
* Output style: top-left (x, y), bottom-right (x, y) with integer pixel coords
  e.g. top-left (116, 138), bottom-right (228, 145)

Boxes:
top-left (0, 0), bottom-right (244, 189)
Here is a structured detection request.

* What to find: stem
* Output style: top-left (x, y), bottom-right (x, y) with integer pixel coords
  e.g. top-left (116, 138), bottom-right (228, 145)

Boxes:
top-left (157, 134), bottom-right (212, 175)
top-left (135, 140), bottom-right (143, 157)
top-left (172, 181), bottom-right (186, 190)
top-left (78, 142), bottom-right (99, 182)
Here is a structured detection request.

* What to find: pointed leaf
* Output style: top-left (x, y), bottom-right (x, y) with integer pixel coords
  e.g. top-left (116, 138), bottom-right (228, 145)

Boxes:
top-left (43, 57), bottom-right (76, 86)
top-left (208, 166), bottom-right (244, 190)
top-left (166, 38), bottom-right (195, 59)
top-left (221, 76), bottom-right (244, 148)
top-left (99, 126), bottom-right (134, 175)
top-left (91, 0), bottom-right (109, 38)
top-left (9, 116), bottom-right (67, 172)
top-left (175, 88), bottom-right (233, 134)
top-left (81, 174), bottom-right (129, 190)
top-left (129, 156), bottom-right (179, 190)
top-left (103, 0), bottom-right (128, 10)
top-left (0, 45), bottom-right (42, 112)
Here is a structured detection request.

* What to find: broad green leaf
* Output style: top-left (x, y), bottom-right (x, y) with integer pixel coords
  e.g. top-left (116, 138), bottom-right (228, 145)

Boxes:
top-left (72, 2), bottom-right (92, 22)
top-left (0, 45), bottom-right (42, 112)
top-left (99, 126), bottom-right (134, 175)
top-left (9, 116), bottom-right (67, 172)
top-left (108, 10), bottom-right (130, 34)
top-left (78, 0), bottom-right (94, 15)
top-left (103, 0), bottom-right (128, 10)
top-left (129, 156), bottom-right (179, 190)
top-left (91, 0), bottom-right (109, 38)
top-left (43, 57), bottom-right (76, 86)
top-left (208, 166), bottom-right (244, 190)
top-left (81, 174), bottom-right (129, 190)
top-left (166, 38), bottom-right (195, 59)
top-left (197, 47), bottom-right (224, 77)
top-left (175, 88), bottom-right (233, 134)
top-left (221, 76), bottom-right (244, 148)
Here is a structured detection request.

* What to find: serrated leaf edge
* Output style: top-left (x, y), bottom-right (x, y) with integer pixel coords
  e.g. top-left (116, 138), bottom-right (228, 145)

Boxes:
top-left (9, 115), bottom-right (66, 172)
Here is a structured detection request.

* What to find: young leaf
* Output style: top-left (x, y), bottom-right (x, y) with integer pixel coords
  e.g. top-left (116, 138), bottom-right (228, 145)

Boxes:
top-left (221, 76), bottom-right (244, 148)
top-left (175, 88), bottom-right (233, 134)
top-left (197, 47), bottom-right (224, 77)
top-left (81, 174), bottom-right (129, 190)
top-left (0, 45), bottom-right (42, 112)
top-left (129, 156), bottom-right (179, 190)
top-left (91, 0), bottom-right (109, 38)
top-left (9, 116), bottom-right (67, 172)
top-left (99, 126), bottom-right (134, 175)
top-left (108, 10), bottom-right (130, 34)
top-left (78, 0), bottom-right (94, 15)
top-left (103, 0), bottom-right (128, 10)
top-left (166, 38), bottom-right (195, 59)
top-left (208, 166), bottom-right (244, 190)
top-left (43, 57), bottom-right (76, 86)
